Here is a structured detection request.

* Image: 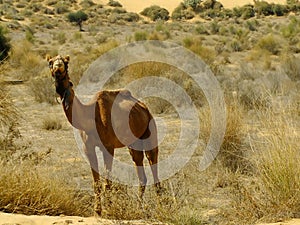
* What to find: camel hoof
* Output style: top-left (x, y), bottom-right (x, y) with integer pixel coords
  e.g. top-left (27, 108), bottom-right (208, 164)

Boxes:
top-left (155, 183), bottom-right (165, 196)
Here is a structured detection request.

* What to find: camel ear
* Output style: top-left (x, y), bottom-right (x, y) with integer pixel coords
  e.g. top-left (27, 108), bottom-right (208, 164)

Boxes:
top-left (64, 55), bottom-right (70, 63)
top-left (46, 55), bottom-right (52, 62)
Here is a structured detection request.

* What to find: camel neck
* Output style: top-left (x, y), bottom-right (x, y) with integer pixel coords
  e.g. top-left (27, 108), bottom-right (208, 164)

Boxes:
top-left (60, 85), bottom-right (95, 132)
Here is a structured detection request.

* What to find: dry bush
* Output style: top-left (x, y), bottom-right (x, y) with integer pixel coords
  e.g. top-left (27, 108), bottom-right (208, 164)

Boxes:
top-left (0, 161), bottom-right (91, 216)
top-left (182, 36), bottom-right (216, 66)
top-left (255, 34), bottom-right (284, 55)
top-left (282, 54), bottom-right (300, 81)
top-left (0, 65), bottom-right (20, 159)
top-left (104, 61), bottom-right (206, 113)
top-left (99, 176), bottom-right (202, 224)
top-left (42, 116), bottom-right (62, 130)
top-left (10, 40), bottom-right (44, 81)
top-left (70, 40), bottom-right (118, 85)
top-left (29, 68), bottom-right (57, 104)
top-left (199, 98), bottom-right (248, 172)
top-left (225, 105), bottom-right (300, 224)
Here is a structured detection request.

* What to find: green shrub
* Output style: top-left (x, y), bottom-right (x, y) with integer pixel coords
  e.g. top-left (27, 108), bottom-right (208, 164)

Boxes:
top-left (108, 0), bottom-right (122, 7)
top-left (210, 20), bottom-right (220, 34)
top-left (134, 31), bottom-right (148, 41)
top-left (256, 34), bottom-right (282, 55)
top-left (67, 10), bottom-right (88, 31)
top-left (254, 0), bottom-right (273, 16)
top-left (272, 4), bottom-right (288, 16)
top-left (171, 3), bottom-right (195, 20)
top-left (202, 0), bottom-right (223, 10)
top-left (0, 26), bottom-right (10, 61)
top-left (241, 5), bottom-right (255, 19)
top-left (25, 26), bottom-right (35, 43)
top-left (183, 0), bottom-right (201, 10)
top-left (141, 5), bottom-right (169, 21)
top-left (281, 16), bottom-right (300, 39)
top-left (195, 24), bottom-right (209, 34)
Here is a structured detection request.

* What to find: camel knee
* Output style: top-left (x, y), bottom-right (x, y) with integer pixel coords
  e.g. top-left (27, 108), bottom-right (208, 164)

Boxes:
top-left (129, 149), bottom-right (144, 166)
top-left (145, 148), bottom-right (158, 165)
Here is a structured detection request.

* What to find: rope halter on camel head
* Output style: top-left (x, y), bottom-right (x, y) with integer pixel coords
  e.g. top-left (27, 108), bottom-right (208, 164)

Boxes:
top-left (46, 55), bottom-right (70, 81)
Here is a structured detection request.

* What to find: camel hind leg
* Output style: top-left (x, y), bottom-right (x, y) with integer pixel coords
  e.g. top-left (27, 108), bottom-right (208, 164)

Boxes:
top-left (129, 147), bottom-right (147, 198)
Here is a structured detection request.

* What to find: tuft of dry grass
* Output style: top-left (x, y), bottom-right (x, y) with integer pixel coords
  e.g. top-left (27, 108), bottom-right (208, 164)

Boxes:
top-left (29, 69), bottom-right (57, 104)
top-left (200, 98), bottom-right (248, 172)
top-left (42, 116), bottom-right (63, 131)
top-left (0, 161), bottom-right (92, 216)
top-left (225, 105), bottom-right (300, 224)
top-left (10, 40), bottom-right (44, 81)
top-left (0, 64), bottom-right (20, 158)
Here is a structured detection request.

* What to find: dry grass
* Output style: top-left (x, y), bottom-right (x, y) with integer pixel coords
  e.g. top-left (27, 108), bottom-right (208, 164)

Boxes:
top-left (225, 104), bottom-right (300, 224)
top-left (199, 98), bottom-right (248, 172)
top-left (0, 161), bottom-right (92, 216)
top-left (0, 64), bottom-right (19, 159)
top-left (42, 116), bottom-right (63, 130)
top-left (29, 69), bottom-right (57, 105)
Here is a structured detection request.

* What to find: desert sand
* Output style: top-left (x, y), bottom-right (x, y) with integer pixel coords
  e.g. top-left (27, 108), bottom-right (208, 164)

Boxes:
top-left (0, 212), bottom-right (167, 225)
top-left (93, 0), bottom-right (287, 14)
top-left (0, 212), bottom-right (299, 225)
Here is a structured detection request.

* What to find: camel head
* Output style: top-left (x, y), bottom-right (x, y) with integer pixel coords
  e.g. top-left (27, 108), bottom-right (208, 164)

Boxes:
top-left (47, 55), bottom-right (70, 81)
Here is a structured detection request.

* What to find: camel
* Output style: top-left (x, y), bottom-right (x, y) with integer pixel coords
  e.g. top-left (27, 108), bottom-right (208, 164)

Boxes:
top-left (46, 55), bottom-right (161, 215)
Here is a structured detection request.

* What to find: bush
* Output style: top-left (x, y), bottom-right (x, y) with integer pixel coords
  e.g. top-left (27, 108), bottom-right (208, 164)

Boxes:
top-left (141, 5), bottom-right (169, 21)
top-left (256, 34), bottom-right (282, 55)
top-left (0, 161), bottom-right (91, 216)
top-left (282, 54), bottom-right (300, 81)
top-left (0, 26), bottom-right (10, 61)
top-left (68, 10), bottom-right (88, 31)
top-left (272, 4), bottom-right (288, 16)
top-left (134, 31), bottom-right (148, 41)
top-left (108, 0), bottom-right (122, 7)
top-left (183, 0), bottom-right (201, 10)
top-left (29, 70), bottom-right (57, 105)
top-left (172, 3), bottom-right (195, 20)
top-left (241, 5), bottom-right (255, 19)
top-left (227, 107), bottom-right (300, 223)
top-left (254, 0), bottom-right (273, 16)
top-left (42, 116), bottom-right (62, 130)
top-left (0, 74), bottom-right (19, 159)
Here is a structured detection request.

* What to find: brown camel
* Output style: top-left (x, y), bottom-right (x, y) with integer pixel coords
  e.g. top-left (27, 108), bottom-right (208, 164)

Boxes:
top-left (47, 55), bottom-right (161, 215)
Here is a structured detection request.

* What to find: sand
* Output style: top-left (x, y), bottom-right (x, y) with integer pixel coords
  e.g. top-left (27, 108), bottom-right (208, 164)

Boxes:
top-left (93, 0), bottom-right (287, 14)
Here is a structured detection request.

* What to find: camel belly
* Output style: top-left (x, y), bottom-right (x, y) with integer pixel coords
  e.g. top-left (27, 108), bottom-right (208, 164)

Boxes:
top-left (110, 99), bottom-right (149, 146)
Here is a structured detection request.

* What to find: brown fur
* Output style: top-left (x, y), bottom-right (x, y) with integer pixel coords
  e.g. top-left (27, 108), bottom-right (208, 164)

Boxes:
top-left (47, 55), bottom-right (161, 216)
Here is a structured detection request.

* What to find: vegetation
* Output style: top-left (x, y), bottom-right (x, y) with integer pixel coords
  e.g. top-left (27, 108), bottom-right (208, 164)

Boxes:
top-left (141, 5), bottom-right (170, 21)
top-left (67, 10), bottom-right (88, 31)
top-left (0, 26), bottom-right (11, 61)
top-left (0, 0), bottom-right (300, 224)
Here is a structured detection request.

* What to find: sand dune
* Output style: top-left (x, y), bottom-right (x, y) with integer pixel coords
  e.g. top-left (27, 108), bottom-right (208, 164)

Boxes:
top-left (96, 0), bottom-right (287, 13)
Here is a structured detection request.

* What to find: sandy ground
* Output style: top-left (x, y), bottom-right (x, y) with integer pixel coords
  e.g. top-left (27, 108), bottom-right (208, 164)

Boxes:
top-left (94, 0), bottom-right (286, 14)
top-left (0, 212), bottom-right (168, 225)
top-left (0, 212), bottom-right (299, 225)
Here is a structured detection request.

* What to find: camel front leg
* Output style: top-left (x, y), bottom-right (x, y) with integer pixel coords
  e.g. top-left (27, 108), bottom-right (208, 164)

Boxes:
top-left (84, 141), bottom-right (101, 216)
top-left (102, 147), bottom-right (114, 190)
